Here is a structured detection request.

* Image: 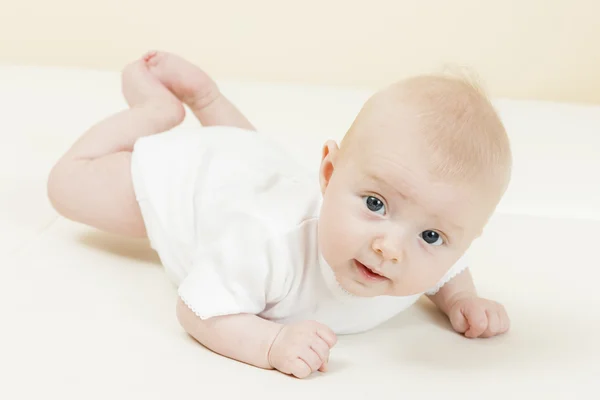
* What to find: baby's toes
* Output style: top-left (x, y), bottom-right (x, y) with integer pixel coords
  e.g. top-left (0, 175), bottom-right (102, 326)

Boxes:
top-left (144, 50), bottom-right (168, 68)
top-left (143, 50), bottom-right (158, 63)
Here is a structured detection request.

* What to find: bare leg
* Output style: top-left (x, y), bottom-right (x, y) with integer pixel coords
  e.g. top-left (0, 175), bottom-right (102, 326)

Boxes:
top-left (144, 50), bottom-right (255, 131)
top-left (47, 58), bottom-right (185, 237)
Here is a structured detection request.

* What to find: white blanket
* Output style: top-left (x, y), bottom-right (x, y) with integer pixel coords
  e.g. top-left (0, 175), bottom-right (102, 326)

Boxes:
top-left (0, 65), bottom-right (598, 399)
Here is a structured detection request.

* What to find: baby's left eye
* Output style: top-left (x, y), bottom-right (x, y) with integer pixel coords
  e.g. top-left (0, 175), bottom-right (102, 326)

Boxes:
top-left (421, 230), bottom-right (444, 246)
top-left (363, 195), bottom-right (386, 215)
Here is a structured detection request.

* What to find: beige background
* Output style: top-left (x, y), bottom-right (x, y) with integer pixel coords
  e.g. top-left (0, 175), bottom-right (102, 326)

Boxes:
top-left (1, 0), bottom-right (599, 104)
top-left (1, 2), bottom-right (600, 397)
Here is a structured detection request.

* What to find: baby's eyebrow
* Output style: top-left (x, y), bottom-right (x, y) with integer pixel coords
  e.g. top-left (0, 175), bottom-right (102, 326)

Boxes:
top-left (423, 208), bottom-right (465, 236)
top-left (439, 218), bottom-right (464, 235)
top-left (366, 172), bottom-right (465, 235)
top-left (366, 173), bottom-right (407, 200)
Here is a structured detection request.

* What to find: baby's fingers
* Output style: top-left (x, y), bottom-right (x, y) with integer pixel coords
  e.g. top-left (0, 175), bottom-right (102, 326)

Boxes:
top-left (464, 306), bottom-right (488, 338)
top-left (311, 338), bottom-right (331, 371)
top-left (318, 361), bottom-right (329, 373)
top-left (483, 306), bottom-right (510, 337)
top-left (499, 305), bottom-right (511, 333)
top-left (316, 324), bottom-right (337, 348)
top-left (481, 309), bottom-right (500, 338)
top-left (449, 304), bottom-right (469, 333)
top-left (287, 358), bottom-right (312, 379)
top-left (299, 348), bottom-right (324, 374)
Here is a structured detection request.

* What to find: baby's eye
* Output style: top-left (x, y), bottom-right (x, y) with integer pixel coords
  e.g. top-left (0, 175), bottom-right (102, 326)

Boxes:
top-left (363, 195), bottom-right (386, 215)
top-left (421, 230), bottom-right (444, 246)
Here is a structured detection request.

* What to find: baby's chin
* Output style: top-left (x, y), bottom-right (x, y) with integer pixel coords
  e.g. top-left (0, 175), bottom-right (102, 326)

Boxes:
top-left (337, 281), bottom-right (379, 298)
top-left (333, 270), bottom-right (388, 298)
top-left (337, 273), bottom-right (433, 298)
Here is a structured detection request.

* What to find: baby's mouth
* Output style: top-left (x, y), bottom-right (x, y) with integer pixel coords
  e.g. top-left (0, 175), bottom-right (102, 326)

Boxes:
top-left (353, 260), bottom-right (388, 282)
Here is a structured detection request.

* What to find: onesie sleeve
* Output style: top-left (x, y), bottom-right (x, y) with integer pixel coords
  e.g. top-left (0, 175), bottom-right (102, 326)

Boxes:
top-left (177, 215), bottom-right (290, 320)
top-left (424, 253), bottom-right (470, 296)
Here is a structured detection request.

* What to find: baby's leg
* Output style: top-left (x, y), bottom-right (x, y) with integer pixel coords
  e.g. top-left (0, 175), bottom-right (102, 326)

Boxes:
top-left (47, 58), bottom-right (185, 237)
top-left (144, 51), bottom-right (255, 131)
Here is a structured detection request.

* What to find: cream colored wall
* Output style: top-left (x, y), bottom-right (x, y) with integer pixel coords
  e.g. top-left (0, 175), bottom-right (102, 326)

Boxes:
top-left (1, 0), bottom-right (599, 103)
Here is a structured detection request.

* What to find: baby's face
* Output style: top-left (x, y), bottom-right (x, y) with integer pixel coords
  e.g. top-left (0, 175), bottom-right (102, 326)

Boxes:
top-left (317, 117), bottom-right (501, 297)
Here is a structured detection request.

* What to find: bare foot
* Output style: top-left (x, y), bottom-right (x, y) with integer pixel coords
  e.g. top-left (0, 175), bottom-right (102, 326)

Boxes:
top-left (144, 51), bottom-right (221, 110)
top-left (121, 58), bottom-right (185, 127)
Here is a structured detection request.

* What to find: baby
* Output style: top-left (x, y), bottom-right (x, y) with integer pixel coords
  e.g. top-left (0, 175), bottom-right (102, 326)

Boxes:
top-left (47, 51), bottom-right (512, 379)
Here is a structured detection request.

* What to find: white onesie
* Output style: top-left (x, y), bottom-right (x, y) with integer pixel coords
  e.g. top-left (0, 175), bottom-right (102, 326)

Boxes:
top-left (130, 126), bottom-right (468, 335)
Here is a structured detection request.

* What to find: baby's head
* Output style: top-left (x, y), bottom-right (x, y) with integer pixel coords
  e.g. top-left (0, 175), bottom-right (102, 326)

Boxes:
top-left (317, 73), bottom-right (512, 297)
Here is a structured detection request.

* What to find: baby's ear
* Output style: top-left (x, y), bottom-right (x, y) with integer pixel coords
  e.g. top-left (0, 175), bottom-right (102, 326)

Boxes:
top-left (319, 140), bottom-right (339, 194)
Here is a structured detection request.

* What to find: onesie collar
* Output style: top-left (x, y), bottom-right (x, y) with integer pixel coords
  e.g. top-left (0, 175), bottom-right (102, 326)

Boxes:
top-left (317, 252), bottom-right (359, 301)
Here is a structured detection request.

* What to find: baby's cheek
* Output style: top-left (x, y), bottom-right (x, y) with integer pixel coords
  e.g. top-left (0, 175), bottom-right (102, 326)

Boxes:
top-left (321, 215), bottom-right (353, 259)
top-left (326, 217), bottom-right (351, 249)
top-left (318, 212), bottom-right (343, 257)
top-left (319, 193), bottom-right (362, 258)
top-left (408, 264), bottom-right (447, 293)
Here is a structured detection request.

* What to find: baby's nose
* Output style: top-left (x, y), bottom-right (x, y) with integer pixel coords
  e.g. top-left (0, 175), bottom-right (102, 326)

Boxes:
top-left (372, 237), bottom-right (404, 263)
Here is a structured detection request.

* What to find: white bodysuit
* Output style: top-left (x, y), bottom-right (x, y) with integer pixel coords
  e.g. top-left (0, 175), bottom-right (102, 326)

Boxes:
top-left (130, 126), bottom-right (468, 335)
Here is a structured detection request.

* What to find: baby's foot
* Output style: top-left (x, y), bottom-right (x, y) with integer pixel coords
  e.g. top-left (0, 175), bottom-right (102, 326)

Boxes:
top-left (121, 57), bottom-right (185, 128)
top-left (144, 51), bottom-right (221, 111)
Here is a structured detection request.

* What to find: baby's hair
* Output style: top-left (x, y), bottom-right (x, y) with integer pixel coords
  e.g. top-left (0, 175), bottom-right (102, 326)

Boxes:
top-left (344, 67), bottom-right (512, 191)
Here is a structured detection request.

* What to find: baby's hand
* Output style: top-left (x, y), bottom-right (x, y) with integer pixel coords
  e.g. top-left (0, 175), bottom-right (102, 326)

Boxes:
top-left (448, 295), bottom-right (510, 338)
top-left (268, 320), bottom-right (337, 379)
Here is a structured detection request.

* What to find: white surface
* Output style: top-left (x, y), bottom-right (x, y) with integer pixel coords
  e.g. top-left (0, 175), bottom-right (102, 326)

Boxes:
top-left (1, 65), bottom-right (599, 399)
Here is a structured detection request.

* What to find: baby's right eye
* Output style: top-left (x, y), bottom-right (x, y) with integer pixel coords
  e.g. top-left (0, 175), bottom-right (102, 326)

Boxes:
top-left (363, 195), bottom-right (386, 215)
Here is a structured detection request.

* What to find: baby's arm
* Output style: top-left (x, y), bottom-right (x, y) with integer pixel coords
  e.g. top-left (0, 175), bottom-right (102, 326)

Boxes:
top-left (427, 268), bottom-right (477, 315)
top-left (176, 298), bottom-right (280, 368)
top-left (427, 269), bottom-right (510, 338)
top-left (176, 299), bottom-right (337, 378)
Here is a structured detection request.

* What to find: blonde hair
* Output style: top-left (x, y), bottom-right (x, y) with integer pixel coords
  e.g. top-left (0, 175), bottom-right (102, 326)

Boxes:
top-left (342, 70), bottom-right (512, 191)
